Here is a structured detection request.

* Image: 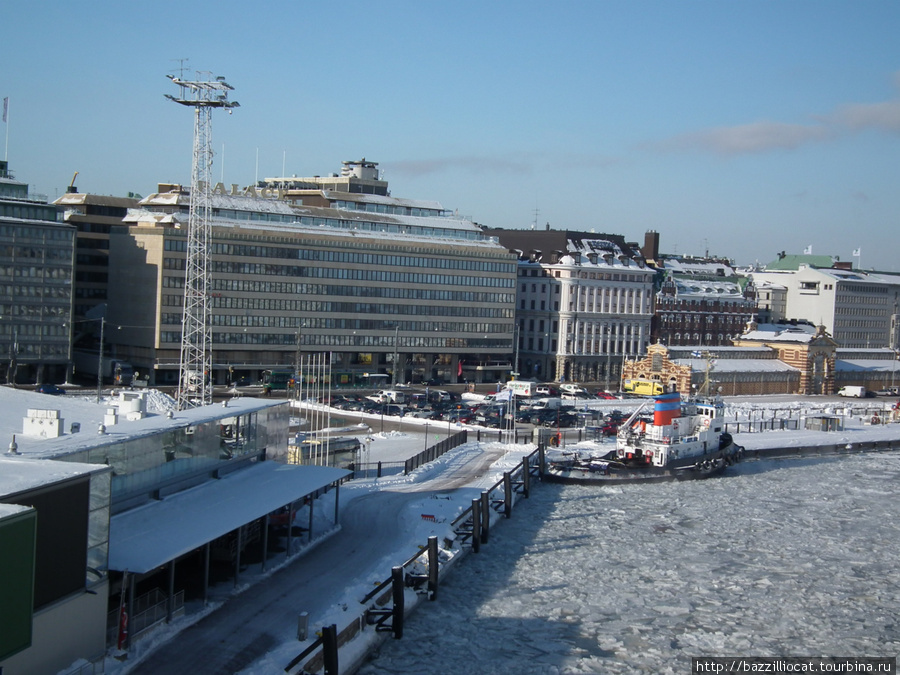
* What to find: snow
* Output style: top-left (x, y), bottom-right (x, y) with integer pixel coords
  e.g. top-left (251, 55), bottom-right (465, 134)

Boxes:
top-left (71, 395), bottom-right (900, 674)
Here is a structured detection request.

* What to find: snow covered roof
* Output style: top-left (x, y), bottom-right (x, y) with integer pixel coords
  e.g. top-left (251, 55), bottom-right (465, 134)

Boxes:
top-left (673, 279), bottom-right (743, 298)
top-left (739, 323), bottom-right (818, 343)
top-left (0, 455), bottom-right (111, 498)
top-left (108, 461), bottom-right (349, 574)
top-left (835, 359), bottom-right (900, 373)
top-left (662, 258), bottom-right (736, 277)
top-left (671, 358), bottom-right (798, 373)
top-left (0, 387), bottom-right (283, 460)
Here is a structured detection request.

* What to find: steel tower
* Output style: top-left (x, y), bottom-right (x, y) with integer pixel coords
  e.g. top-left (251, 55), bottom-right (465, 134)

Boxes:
top-left (165, 73), bottom-right (239, 409)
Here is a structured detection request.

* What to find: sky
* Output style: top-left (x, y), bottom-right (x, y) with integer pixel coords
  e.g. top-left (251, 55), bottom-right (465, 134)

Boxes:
top-left (3, 1), bottom-right (899, 271)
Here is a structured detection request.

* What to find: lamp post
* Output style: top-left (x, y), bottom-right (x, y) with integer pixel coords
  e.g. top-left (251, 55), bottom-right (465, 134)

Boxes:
top-left (391, 325), bottom-right (399, 388)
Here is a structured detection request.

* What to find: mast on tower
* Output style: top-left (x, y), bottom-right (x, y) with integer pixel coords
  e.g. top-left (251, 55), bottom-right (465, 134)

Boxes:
top-left (165, 72), bottom-right (239, 409)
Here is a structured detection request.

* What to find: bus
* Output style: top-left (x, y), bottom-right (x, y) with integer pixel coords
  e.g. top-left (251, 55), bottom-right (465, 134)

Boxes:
top-left (262, 370), bottom-right (294, 393)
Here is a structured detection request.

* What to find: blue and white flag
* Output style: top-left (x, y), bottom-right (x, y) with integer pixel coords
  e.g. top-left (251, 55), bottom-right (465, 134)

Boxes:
top-left (494, 388), bottom-right (513, 402)
top-left (691, 350), bottom-right (703, 358)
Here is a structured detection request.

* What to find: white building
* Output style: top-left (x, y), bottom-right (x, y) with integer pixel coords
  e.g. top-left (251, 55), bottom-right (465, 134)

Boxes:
top-left (751, 264), bottom-right (900, 349)
top-left (485, 229), bottom-right (655, 386)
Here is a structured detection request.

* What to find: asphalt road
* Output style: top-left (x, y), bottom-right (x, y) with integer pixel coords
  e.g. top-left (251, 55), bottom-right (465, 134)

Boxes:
top-left (126, 442), bottom-right (507, 675)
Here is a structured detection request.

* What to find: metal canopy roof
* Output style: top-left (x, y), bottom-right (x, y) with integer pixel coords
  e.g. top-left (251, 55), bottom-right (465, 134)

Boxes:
top-left (108, 461), bottom-right (349, 574)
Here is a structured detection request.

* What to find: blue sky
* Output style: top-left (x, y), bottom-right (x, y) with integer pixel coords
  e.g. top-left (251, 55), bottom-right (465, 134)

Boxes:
top-left (3, 1), bottom-right (899, 270)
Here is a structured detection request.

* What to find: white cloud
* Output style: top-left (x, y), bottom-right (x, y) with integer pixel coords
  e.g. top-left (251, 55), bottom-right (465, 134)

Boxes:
top-left (653, 121), bottom-right (832, 156)
top-left (832, 100), bottom-right (900, 133)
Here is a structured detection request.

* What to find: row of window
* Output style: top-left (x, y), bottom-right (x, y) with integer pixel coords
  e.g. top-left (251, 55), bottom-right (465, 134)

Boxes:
top-left (0, 285), bottom-right (72, 299)
top-left (660, 314), bottom-right (747, 324)
top-left (164, 295), bottom-right (511, 319)
top-left (0, 245), bottom-right (74, 261)
top-left (164, 248), bottom-right (515, 276)
top-left (162, 278), bottom-right (517, 306)
top-left (159, 331), bottom-right (511, 350)
top-left (0, 224), bottom-right (71, 239)
top-left (161, 259), bottom-right (514, 289)
top-left (332, 200), bottom-right (444, 218)
top-left (161, 311), bottom-right (510, 336)
top-left (0, 205), bottom-right (63, 222)
top-left (0, 265), bottom-right (72, 279)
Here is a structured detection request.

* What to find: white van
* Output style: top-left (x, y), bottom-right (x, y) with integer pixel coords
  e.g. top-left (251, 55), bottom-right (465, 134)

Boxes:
top-left (837, 386), bottom-right (868, 398)
top-left (366, 389), bottom-right (408, 404)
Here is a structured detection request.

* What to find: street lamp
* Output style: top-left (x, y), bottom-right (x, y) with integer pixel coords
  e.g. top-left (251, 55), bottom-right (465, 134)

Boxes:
top-left (391, 325), bottom-right (399, 388)
top-left (69, 315), bottom-right (106, 404)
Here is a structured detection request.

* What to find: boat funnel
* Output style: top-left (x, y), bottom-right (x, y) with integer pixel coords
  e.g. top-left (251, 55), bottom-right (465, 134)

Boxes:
top-left (653, 391), bottom-right (681, 426)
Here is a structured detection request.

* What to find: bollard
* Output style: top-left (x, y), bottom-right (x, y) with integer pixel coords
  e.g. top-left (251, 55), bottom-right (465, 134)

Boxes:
top-left (322, 623), bottom-right (339, 675)
top-left (391, 566), bottom-right (404, 639)
top-left (297, 612), bottom-right (309, 641)
top-left (427, 536), bottom-right (439, 600)
top-left (503, 472), bottom-right (513, 518)
top-left (471, 498), bottom-right (481, 553)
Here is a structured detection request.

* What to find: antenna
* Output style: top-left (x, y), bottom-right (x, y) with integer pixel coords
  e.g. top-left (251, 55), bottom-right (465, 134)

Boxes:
top-left (166, 70), bottom-right (239, 410)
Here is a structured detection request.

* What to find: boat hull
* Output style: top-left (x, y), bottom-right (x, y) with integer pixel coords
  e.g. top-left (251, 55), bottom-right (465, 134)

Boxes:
top-left (545, 443), bottom-right (744, 485)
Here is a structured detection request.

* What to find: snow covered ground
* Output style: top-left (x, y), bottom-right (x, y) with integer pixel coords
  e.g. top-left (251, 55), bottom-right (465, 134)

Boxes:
top-left (100, 394), bottom-right (900, 675)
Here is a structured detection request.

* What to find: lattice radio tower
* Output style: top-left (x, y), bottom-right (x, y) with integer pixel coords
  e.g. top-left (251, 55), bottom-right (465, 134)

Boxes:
top-left (166, 72), bottom-right (239, 409)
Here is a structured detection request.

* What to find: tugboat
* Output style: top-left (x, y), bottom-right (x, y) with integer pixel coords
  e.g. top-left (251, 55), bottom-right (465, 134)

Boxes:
top-left (546, 391), bottom-right (743, 484)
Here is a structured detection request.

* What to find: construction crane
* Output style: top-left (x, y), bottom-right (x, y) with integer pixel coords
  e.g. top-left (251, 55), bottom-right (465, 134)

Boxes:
top-left (166, 72), bottom-right (239, 409)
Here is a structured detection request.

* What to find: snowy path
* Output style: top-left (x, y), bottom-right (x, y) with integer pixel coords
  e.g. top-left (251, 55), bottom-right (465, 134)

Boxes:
top-left (124, 443), bottom-right (509, 675)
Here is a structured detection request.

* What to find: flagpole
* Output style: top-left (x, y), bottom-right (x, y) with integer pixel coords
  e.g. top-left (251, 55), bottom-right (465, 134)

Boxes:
top-left (3, 97), bottom-right (8, 162)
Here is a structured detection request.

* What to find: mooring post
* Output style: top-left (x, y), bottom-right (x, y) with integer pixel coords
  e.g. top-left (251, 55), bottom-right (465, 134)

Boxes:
top-left (391, 566), bottom-right (404, 639)
top-left (427, 536), bottom-right (439, 600)
top-left (471, 498), bottom-right (481, 553)
top-left (503, 471), bottom-right (513, 518)
top-left (480, 491), bottom-right (490, 544)
top-left (322, 623), bottom-right (338, 675)
top-left (522, 457), bottom-right (530, 497)
top-left (538, 443), bottom-right (546, 476)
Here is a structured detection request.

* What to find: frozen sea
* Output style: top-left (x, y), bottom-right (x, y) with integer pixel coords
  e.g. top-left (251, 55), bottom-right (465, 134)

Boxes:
top-left (357, 451), bottom-right (900, 675)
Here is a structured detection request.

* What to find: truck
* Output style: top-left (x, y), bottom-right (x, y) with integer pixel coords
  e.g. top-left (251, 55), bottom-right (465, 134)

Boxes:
top-left (622, 379), bottom-right (664, 396)
top-left (505, 380), bottom-right (538, 397)
top-left (72, 350), bottom-right (135, 385)
top-left (837, 385), bottom-right (870, 398)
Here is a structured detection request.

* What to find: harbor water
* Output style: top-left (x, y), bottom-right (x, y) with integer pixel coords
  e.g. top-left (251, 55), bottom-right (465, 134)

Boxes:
top-left (358, 451), bottom-right (900, 674)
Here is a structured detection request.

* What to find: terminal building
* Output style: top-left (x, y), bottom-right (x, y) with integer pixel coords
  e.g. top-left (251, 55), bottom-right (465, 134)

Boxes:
top-left (0, 389), bottom-right (346, 674)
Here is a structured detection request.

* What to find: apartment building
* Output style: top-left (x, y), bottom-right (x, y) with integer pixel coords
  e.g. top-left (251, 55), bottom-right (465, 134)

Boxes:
top-left (751, 263), bottom-right (900, 349)
top-left (484, 228), bottom-right (656, 386)
top-left (654, 258), bottom-right (757, 348)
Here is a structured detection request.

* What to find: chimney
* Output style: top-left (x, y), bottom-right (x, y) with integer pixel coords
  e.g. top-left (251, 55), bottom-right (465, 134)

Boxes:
top-left (643, 230), bottom-right (660, 260)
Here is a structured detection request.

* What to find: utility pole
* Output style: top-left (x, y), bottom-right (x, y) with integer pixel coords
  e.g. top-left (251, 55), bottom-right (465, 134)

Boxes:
top-left (166, 72), bottom-right (239, 409)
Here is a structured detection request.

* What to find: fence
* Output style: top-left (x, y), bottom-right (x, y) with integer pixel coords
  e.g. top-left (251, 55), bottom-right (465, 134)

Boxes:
top-left (404, 430), bottom-right (468, 474)
top-left (106, 588), bottom-right (184, 647)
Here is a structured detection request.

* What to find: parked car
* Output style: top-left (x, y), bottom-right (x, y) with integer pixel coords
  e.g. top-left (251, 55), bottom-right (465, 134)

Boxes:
top-left (600, 422), bottom-right (619, 437)
top-left (444, 409), bottom-right (474, 424)
top-left (36, 384), bottom-right (66, 395)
